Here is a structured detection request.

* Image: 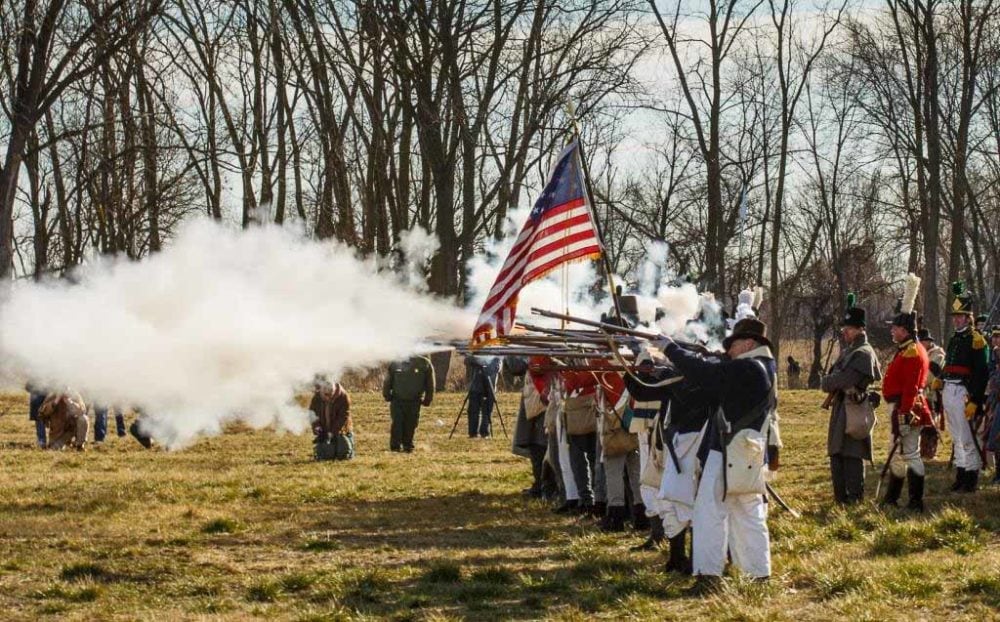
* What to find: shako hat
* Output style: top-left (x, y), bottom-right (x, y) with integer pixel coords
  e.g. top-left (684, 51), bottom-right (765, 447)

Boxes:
top-left (951, 281), bottom-right (974, 316)
top-left (842, 292), bottom-right (866, 328)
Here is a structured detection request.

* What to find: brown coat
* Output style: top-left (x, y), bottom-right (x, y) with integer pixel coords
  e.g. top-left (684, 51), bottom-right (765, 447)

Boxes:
top-left (38, 392), bottom-right (88, 449)
top-left (310, 385), bottom-right (352, 436)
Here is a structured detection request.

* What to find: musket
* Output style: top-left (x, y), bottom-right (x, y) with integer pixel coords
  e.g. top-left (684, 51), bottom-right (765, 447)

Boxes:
top-left (985, 291), bottom-right (1000, 327)
top-left (454, 348), bottom-right (621, 359)
top-left (875, 433), bottom-right (901, 500)
top-left (530, 307), bottom-right (708, 353)
top-left (765, 483), bottom-right (800, 519)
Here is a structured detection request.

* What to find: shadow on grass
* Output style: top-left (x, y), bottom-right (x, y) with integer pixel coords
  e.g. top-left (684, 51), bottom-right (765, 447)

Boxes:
top-left (290, 491), bottom-right (563, 553)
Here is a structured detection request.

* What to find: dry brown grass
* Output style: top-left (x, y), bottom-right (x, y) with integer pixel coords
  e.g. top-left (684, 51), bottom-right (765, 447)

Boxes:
top-left (0, 389), bottom-right (997, 620)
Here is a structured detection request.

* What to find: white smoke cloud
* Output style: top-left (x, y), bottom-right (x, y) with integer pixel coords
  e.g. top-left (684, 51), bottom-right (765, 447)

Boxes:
top-left (0, 219), bottom-right (471, 448)
top-left (398, 226), bottom-right (439, 292)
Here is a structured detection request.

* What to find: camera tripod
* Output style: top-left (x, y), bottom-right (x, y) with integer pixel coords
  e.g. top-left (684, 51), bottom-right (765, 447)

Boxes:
top-left (448, 366), bottom-right (509, 440)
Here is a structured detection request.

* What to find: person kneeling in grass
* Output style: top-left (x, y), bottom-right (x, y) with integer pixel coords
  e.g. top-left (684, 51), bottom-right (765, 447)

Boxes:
top-left (311, 379), bottom-right (354, 461)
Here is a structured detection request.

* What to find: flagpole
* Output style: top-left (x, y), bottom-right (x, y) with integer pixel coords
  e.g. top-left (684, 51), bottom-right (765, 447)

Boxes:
top-left (566, 102), bottom-right (624, 324)
top-left (737, 183), bottom-right (747, 291)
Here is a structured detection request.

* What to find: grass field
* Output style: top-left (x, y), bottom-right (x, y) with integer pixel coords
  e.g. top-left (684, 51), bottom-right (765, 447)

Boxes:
top-left (0, 389), bottom-right (998, 621)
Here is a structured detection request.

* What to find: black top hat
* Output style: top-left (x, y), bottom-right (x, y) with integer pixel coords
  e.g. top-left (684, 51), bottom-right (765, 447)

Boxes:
top-left (723, 317), bottom-right (772, 351)
top-left (976, 314), bottom-right (989, 324)
top-left (916, 328), bottom-right (934, 343)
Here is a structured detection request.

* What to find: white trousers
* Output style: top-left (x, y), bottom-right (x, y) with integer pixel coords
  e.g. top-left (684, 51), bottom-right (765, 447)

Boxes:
top-left (692, 450), bottom-right (770, 579)
top-left (556, 413), bottom-right (579, 500)
top-left (889, 424), bottom-right (924, 478)
top-left (658, 431), bottom-right (701, 538)
top-left (942, 382), bottom-right (983, 470)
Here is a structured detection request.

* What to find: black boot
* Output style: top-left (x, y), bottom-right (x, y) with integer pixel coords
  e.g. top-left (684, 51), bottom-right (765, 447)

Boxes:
top-left (129, 421), bottom-right (153, 449)
top-left (880, 475), bottom-right (904, 507)
top-left (553, 499), bottom-right (579, 514)
top-left (630, 517), bottom-right (664, 551)
top-left (599, 505), bottom-right (628, 532)
top-left (961, 469), bottom-right (979, 493)
top-left (631, 503), bottom-right (650, 531)
top-left (950, 467), bottom-right (966, 492)
top-left (906, 472), bottom-right (925, 512)
top-left (591, 501), bottom-right (607, 519)
top-left (665, 529), bottom-right (692, 575)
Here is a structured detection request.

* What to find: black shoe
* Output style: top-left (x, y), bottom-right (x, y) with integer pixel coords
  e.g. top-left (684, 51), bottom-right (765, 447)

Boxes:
top-left (631, 503), bottom-right (651, 531)
top-left (687, 575), bottom-right (723, 596)
top-left (599, 505), bottom-right (628, 532)
top-left (906, 473), bottom-right (925, 512)
top-left (590, 501), bottom-right (607, 519)
top-left (553, 499), bottom-right (579, 514)
top-left (404, 447), bottom-right (414, 453)
top-left (630, 518), bottom-right (664, 551)
top-left (665, 530), bottom-right (692, 575)
top-left (961, 469), bottom-right (979, 493)
top-left (951, 468), bottom-right (966, 492)
top-left (880, 475), bottom-right (904, 507)
top-left (129, 422), bottom-right (153, 449)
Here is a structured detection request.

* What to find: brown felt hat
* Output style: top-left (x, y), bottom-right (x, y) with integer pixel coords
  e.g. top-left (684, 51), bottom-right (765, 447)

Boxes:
top-left (723, 318), bottom-right (773, 351)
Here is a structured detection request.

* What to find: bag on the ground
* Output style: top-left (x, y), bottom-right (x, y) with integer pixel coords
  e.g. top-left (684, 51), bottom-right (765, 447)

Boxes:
top-left (563, 394), bottom-right (597, 435)
top-left (315, 433), bottom-right (354, 461)
top-left (844, 390), bottom-right (877, 440)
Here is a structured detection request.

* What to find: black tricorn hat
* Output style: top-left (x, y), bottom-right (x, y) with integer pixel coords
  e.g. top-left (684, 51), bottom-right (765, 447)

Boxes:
top-left (723, 317), bottom-right (772, 351)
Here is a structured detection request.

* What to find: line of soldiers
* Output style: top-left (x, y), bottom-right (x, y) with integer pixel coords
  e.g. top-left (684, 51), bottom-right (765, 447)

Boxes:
top-left (507, 308), bottom-right (782, 593)
top-left (822, 279), bottom-right (998, 510)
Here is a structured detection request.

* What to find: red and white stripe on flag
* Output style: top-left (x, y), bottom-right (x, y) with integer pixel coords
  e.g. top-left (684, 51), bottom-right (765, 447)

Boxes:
top-left (471, 141), bottom-right (602, 346)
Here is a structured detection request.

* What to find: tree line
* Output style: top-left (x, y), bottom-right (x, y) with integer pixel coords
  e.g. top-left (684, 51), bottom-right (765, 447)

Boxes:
top-left (2, 1), bottom-right (1000, 371)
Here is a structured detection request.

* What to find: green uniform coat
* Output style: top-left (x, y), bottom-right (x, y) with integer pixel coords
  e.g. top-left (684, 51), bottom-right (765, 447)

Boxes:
top-left (383, 356), bottom-right (435, 451)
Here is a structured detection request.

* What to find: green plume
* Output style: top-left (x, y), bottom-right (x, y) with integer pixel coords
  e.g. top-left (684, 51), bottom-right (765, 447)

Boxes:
top-left (846, 292), bottom-right (856, 308)
top-left (952, 281), bottom-right (965, 296)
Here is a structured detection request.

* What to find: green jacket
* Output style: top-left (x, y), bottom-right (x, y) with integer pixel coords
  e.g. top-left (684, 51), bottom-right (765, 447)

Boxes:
top-left (383, 356), bottom-right (436, 405)
top-left (944, 328), bottom-right (990, 404)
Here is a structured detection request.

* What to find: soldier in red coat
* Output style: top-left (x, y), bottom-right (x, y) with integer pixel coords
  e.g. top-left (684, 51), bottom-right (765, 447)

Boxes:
top-left (881, 298), bottom-right (933, 511)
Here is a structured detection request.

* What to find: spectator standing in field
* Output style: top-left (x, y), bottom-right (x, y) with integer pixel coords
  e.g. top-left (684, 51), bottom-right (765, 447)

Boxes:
top-left (464, 355), bottom-right (501, 438)
top-left (383, 355), bottom-right (435, 453)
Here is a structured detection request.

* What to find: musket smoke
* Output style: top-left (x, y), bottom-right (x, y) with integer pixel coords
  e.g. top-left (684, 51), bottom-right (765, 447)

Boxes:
top-left (0, 219), bottom-right (471, 448)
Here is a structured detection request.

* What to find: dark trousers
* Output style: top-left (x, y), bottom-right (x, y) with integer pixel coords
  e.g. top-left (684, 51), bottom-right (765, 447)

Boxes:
top-left (390, 400), bottom-right (421, 451)
top-left (568, 432), bottom-right (597, 506)
top-left (93, 407), bottom-right (127, 442)
top-left (468, 391), bottom-right (493, 438)
top-left (29, 392), bottom-right (47, 447)
top-left (547, 430), bottom-right (566, 501)
top-left (830, 455), bottom-right (865, 504)
top-left (528, 444), bottom-right (546, 491)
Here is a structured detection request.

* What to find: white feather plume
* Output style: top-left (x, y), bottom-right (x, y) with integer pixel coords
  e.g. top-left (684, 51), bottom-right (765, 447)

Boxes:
top-left (753, 286), bottom-right (764, 309)
top-left (902, 273), bottom-right (921, 315)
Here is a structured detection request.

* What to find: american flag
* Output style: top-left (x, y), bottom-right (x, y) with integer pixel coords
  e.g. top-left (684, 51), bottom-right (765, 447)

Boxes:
top-left (472, 141), bottom-right (603, 345)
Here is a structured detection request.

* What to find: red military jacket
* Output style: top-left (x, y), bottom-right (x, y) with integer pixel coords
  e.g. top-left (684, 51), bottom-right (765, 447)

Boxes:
top-left (882, 339), bottom-right (933, 431)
